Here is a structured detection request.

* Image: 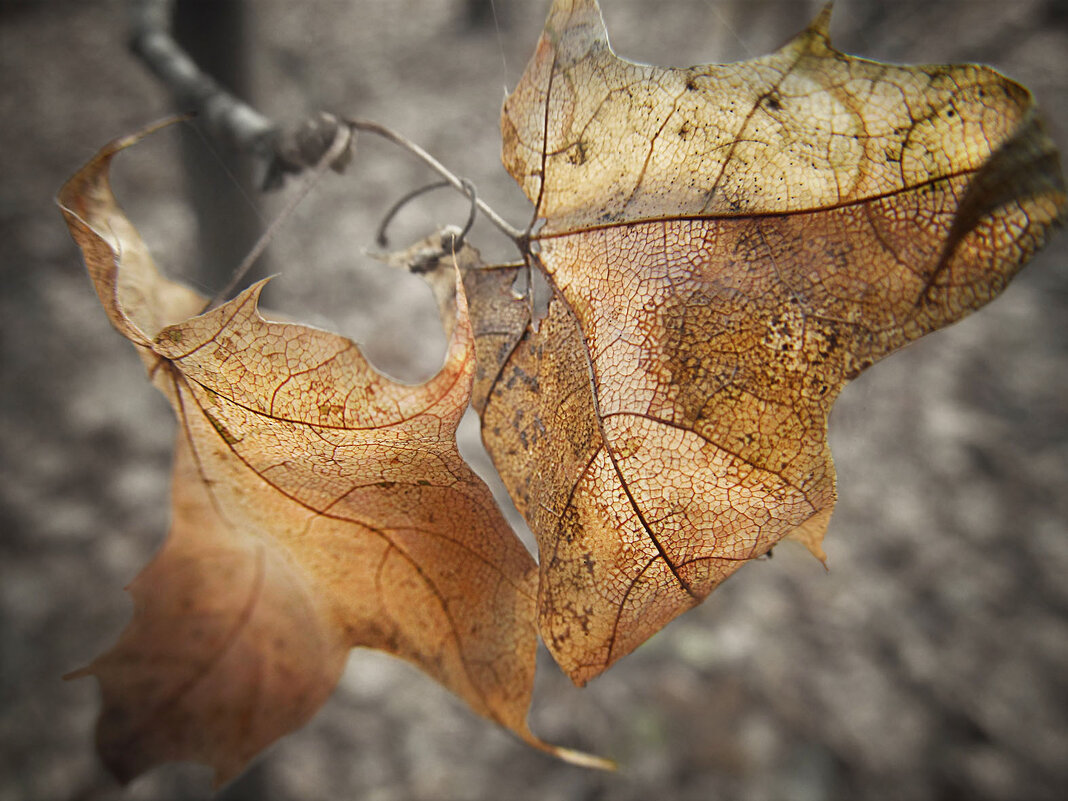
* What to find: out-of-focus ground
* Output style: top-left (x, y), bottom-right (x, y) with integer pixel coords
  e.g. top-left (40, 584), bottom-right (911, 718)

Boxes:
top-left (2, 1), bottom-right (1066, 799)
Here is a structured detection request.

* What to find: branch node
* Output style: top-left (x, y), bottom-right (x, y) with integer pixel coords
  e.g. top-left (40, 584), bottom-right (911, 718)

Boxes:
top-left (263, 113), bottom-right (355, 190)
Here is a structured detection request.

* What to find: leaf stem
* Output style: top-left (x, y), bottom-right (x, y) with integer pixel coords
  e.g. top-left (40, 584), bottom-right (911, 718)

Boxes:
top-left (376, 177), bottom-right (479, 252)
top-left (346, 118), bottom-right (527, 244)
top-left (376, 180), bottom-right (451, 246)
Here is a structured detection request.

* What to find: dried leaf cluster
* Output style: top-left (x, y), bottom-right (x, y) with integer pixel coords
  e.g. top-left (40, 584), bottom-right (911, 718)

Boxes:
top-left (59, 0), bottom-right (1064, 785)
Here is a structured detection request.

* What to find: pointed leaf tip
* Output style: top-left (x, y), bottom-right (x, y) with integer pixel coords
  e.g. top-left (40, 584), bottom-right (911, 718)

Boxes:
top-left (787, 2), bottom-right (833, 52)
top-left (549, 745), bottom-right (617, 771)
top-left (787, 507), bottom-right (832, 568)
top-left (811, 2), bottom-right (833, 39)
top-left (551, 0), bottom-right (602, 20)
top-left (546, 0), bottom-right (608, 50)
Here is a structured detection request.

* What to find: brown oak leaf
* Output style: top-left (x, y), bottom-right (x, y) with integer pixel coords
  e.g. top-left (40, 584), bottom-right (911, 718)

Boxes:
top-left (57, 131), bottom-right (595, 785)
top-left (475, 0), bottom-right (1066, 685)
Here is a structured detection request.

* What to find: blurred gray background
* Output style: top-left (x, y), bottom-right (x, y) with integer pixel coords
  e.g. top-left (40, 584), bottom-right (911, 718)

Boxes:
top-left (1, 1), bottom-right (1066, 799)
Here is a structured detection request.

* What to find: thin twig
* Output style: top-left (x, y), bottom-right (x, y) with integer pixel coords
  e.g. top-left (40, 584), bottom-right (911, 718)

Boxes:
top-left (377, 178), bottom-right (479, 252)
top-left (202, 121), bottom-right (354, 311)
top-left (129, 0), bottom-right (278, 158)
top-left (128, 0), bottom-right (351, 182)
top-left (127, 1), bottom-right (526, 246)
top-left (347, 118), bottom-right (526, 244)
top-left (376, 180), bottom-right (450, 246)
top-left (454, 178), bottom-right (480, 249)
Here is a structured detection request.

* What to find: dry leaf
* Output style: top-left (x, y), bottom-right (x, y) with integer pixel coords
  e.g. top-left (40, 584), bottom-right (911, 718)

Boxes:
top-left (57, 131), bottom-right (568, 784)
top-left (476, 0), bottom-right (1066, 684)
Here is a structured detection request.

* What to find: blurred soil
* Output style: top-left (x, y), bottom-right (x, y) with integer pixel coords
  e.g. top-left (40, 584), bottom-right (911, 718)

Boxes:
top-left (1, 1), bottom-right (1066, 799)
